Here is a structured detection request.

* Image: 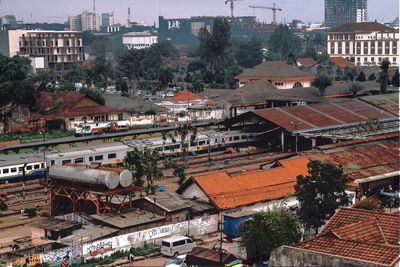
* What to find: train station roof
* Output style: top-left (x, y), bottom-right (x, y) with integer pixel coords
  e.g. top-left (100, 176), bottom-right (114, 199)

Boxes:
top-left (360, 93), bottom-right (399, 116)
top-left (223, 99), bottom-right (397, 133)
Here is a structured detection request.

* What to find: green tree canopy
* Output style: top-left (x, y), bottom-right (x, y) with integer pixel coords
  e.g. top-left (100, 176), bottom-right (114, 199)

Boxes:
top-left (0, 79), bottom-right (37, 107)
top-left (80, 88), bottom-right (105, 105)
top-left (240, 208), bottom-right (302, 262)
top-left (268, 25), bottom-right (302, 59)
top-left (233, 37), bottom-right (263, 68)
top-left (312, 75), bottom-right (332, 96)
top-left (392, 69), bottom-right (399, 88)
top-left (0, 54), bottom-right (30, 83)
top-left (295, 160), bottom-right (350, 234)
top-left (379, 59), bottom-right (391, 94)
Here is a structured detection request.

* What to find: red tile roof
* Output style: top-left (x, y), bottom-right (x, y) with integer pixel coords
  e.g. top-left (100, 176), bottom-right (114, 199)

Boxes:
top-left (191, 157), bottom-right (309, 210)
top-left (297, 58), bottom-right (317, 67)
top-left (170, 89), bottom-right (206, 102)
top-left (294, 208), bottom-right (400, 266)
top-left (330, 56), bottom-right (356, 68)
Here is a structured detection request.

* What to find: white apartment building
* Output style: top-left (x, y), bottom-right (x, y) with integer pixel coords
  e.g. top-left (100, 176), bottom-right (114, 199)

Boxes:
top-left (327, 22), bottom-right (399, 66)
top-left (69, 11), bottom-right (100, 32)
top-left (122, 32), bottom-right (158, 50)
top-left (0, 30), bottom-right (85, 77)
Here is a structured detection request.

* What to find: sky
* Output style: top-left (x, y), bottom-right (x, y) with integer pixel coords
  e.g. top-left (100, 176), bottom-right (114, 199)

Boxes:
top-left (0, 0), bottom-right (398, 26)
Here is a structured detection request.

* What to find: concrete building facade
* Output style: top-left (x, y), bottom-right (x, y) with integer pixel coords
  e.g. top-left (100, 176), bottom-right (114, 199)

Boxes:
top-left (327, 22), bottom-right (399, 66)
top-left (325, 0), bottom-right (367, 28)
top-left (69, 11), bottom-right (100, 32)
top-left (122, 32), bottom-right (158, 49)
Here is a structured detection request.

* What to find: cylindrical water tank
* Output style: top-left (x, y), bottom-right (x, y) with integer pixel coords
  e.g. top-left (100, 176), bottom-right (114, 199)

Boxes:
top-left (96, 167), bottom-right (133, 188)
top-left (49, 165), bottom-right (119, 190)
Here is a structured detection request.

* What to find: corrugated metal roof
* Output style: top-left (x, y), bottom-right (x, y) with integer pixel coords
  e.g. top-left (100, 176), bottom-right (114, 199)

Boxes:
top-left (191, 156), bottom-right (309, 210)
top-left (236, 61), bottom-right (315, 79)
top-left (360, 93), bottom-right (399, 115)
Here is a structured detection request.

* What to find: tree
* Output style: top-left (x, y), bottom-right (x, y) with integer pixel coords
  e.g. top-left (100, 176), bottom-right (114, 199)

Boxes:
top-left (233, 37), bottom-right (263, 68)
top-left (0, 54), bottom-right (30, 83)
top-left (268, 25), bottom-right (302, 59)
top-left (392, 69), bottom-right (399, 88)
top-left (368, 73), bottom-right (376, 81)
top-left (0, 79), bottom-right (37, 108)
top-left (198, 17), bottom-right (231, 77)
top-left (353, 196), bottom-right (382, 211)
top-left (115, 78), bottom-right (129, 93)
top-left (349, 82), bottom-right (364, 97)
top-left (379, 59), bottom-right (391, 94)
top-left (64, 64), bottom-right (87, 83)
top-left (191, 70), bottom-right (204, 93)
top-left (356, 70), bottom-right (366, 82)
top-left (240, 208), bottom-right (302, 262)
top-left (125, 148), bottom-right (145, 187)
top-left (295, 160), bottom-right (350, 235)
top-left (81, 88), bottom-right (105, 105)
top-left (312, 75), bottom-right (332, 96)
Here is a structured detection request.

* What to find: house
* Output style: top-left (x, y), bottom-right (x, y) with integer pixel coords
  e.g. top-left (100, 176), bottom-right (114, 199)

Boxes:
top-left (34, 92), bottom-right (124, 130)
top-left (177, 156), bottom-right (309, 212)
top-left (269, 208), bottom-right (400, 267)
top-left (235, 61), bottom-right (315, 89)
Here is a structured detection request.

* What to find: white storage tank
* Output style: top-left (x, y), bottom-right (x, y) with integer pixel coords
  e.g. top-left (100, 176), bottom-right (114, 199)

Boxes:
top-left (96, 167), bottom-right (133, 188)
top-left (49, 165), bottom-right (119, 190)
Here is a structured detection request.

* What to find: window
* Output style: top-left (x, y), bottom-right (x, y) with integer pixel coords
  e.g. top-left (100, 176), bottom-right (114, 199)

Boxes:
top-left (89, 156), bottom-right (93, 162)
top-left (385, 42), bottom-right (390, 54)
top-left (172, 240), bottom-right (186, 247)
top-left (161, 241), bottom-right (171, 247)
top-left (371, 57), bottom-right (375, 62)
top-left (34, 164), bottom-right (40, 169)
top-left (108, 153), bottom-right (117, 159)
top-left (95, 155), bottom-right (103, 161)
top-left (19, 167), bottom-right (23, 172)
top-left (62, 160), bottom-right (71, 165)
top-left (11, 168), bottom-right (17, 173)
top-left (186, 239), bottom-right (193, 243)
top-left (233, 136), bottom-right (240, 141)
top-left (27, 165), bottom-right (32, 170)
top-left (41, 163), bottom-right (44, 168)
top-left (118, 113), bottom-right (123, 120)
top-left (393, 57), bottom-right (397, 63)
top-left (293, 82), bottom-right (303, 88)
top-left (51, 160), bottom-right (55, 166)
top-left (199, 141), bottom-right (205, 145)
top-left (3, 169), bottom-right (9, 174)
top-left (74, 158), bottom-right (84, 163)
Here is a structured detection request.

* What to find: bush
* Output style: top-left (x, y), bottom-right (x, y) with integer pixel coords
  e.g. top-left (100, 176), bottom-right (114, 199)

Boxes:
top-left (353, 196), bottom-right (382, 211)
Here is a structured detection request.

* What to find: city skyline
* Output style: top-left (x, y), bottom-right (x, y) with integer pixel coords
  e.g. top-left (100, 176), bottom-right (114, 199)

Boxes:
top-left (0, 0), bottom-right (398, 26)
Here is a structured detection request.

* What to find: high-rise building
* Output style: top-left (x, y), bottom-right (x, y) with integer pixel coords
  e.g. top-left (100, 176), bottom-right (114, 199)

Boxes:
top-left (0, 15), bottom-right (17, 30)
top-left (69, 11), bottom-right (100, 32)
top-left (325, 0), bottom-right (367, 28)
top-left (101, 12), bottom-right (117, 27)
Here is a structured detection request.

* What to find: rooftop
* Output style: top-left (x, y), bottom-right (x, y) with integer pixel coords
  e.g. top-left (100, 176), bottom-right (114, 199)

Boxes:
top-left (104, 94), bottom-right (167, 114)
top-left (187, 156), bottom-right (309, 210)
top-left (170, 89), bottom-right (210, 102)
top-left (145, 192), bottom-right (191, 212)
top-left (224, 99), bottom-right (396, 133)
top-left (297, 58), bottom-right (317, 67)
top-left (236, 61), bottom-right (315, 80)
top-left (329, 57), bottom-right (355, 69)
top-left (360, 93), bottom-right (399, 116)
top-left (294, 208), bottom-right (400, 266)
top-left (329, 22), bottom-right (397, 33)
top-left (89, 210), bottom-right (165, 229)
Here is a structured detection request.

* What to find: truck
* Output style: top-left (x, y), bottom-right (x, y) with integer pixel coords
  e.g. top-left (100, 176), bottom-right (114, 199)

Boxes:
top-left (223, 210), bottom-right (257, 239)
top-left (75, 121), bottom-right (128, 136)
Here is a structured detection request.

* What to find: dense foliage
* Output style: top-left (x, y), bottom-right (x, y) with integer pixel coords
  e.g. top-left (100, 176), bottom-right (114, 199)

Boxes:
top-left (311, 75), bottom-right (332, 96)
top-left (379, 59), bottom-right (391, 94)
top-left (268, 25), bottom-right (302, 60)
top-left (240, 208), bottom-right (302, 262)
top-left (353, 196), bottom-right (382, 211)
top-left (295, 160), bottom-right (350, 234)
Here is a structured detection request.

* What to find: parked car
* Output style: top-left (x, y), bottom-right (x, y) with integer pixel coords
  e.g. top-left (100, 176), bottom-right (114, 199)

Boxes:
top-left (161, 236), bottom-right (195, 257)
top-left (164, 254), bottom-right (187, 267)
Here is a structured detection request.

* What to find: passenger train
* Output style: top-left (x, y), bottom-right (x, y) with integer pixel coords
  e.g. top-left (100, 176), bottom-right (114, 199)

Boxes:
top-left (0, 129), bottom-right (261, 183)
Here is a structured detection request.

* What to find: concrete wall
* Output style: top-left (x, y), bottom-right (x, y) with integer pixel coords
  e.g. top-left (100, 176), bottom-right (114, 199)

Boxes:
top-left (269, 246), bottom-right (387, 267)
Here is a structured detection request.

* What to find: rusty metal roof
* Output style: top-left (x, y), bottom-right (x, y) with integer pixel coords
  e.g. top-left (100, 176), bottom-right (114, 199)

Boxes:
top-left (236, 99), bottom-right (396, 132)
top-left (304, 139), bottom-right (399, 182)
top-left (360, 93), bottom-right (399, 116)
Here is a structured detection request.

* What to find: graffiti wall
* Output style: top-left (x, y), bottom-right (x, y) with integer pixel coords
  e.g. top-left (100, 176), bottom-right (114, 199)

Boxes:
top-left (82, 214), bottom-right (218, 259)
top-left (40, 245), bottom-right (82, 267)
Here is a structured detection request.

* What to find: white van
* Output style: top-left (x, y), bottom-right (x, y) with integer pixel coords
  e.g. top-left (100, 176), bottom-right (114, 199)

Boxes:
top-left (161, 236), bottom-right (195, 257)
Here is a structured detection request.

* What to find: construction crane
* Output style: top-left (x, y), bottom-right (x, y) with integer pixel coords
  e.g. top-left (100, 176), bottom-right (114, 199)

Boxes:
top-left (225, 0), bottom-right (243, 18)
top-left (249, 3), bottom-right (282, 24)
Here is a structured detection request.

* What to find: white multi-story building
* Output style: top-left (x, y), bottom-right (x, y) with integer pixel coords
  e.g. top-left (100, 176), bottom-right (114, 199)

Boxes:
top-left (327, 22), bottom-right (399, 66)
top-left (101, 12), bottom-right (117, 27)
top-left (122, 32), bottom-right (158, 50)
top-left (69, 11), bottom-right (100, 32)
top-left (0, 30), bottom-right (85, 76)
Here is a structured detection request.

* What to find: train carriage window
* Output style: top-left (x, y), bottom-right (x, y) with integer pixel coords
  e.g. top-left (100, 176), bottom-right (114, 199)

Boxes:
top-left (19, 167), bottom-right (23, 172)
top-left (108, 153), bottom-right (117, 159)
top-left (50, 160), bottom-right (55, 166)
top-left (3, 169), bottom-right (9, 174)
top-left (241, 135), bottom-right (248, 140)
top-left (95, 155), bottom-right (103, 161)
top-left (34, 164), bottom-right (40, 169)
top-left (27, 165), bottom-right (32, 170)
top-left (206, 140), bottom-right (210, 144)
top-left (233, 136), bottom-right (240, 141)
top-left (215, 139), bottom-right (218, 143)
top-left (74, 158), bottom-right (84, 163)
top-left (11, 168), bottom-right (17, 173)
top-left (199, 141), bottom-right (205, 145)
top-left (62, 160), bottom-right (71, 165)
top-left (41, 163), bottom-right (45, 168)
top-left (190, 142), bottom-right (196, 147)
top-left (229, 137), bottom-right (232, 141)
top-left (89, 156), bottom-right (93, 162)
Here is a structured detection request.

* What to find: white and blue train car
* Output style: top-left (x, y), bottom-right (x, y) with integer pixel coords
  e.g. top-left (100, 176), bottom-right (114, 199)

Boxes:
top-left (0, 155), bottom-right (46, 182)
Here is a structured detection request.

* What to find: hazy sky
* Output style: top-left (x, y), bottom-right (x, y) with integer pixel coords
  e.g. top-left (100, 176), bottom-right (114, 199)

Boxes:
top-left (1, 0), bottom-right (398, 25)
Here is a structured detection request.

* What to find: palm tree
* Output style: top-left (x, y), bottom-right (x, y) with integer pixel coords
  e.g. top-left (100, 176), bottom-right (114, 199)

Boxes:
top-left (142, 148), bottom-right (163, 195)
top-left (124, 148), bottom-right (145, 187)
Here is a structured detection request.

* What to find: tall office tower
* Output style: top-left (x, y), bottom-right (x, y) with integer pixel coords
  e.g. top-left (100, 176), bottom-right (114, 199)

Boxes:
top-left (325, 0), bottom-right (367, 28)
top-left (102, 11), bottom-right (117, 27)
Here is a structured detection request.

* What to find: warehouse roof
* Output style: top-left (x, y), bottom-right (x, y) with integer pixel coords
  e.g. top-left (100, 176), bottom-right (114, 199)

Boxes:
top-left (90, 210), bottom-right (165, 229)
top-left (186, 156), bottom-right (309, 210)
top-left (223, 99), bottom-right (396, 132)
top-left (235, 61), bottom-right (315, 80)
top-left (104, 94), bottom-right (167, 114)
top-left (360, 93), bottom-right (399, 115)
top-left (294, 208), bottom-right (400, 266)
top-left (145, 192), bottom-right (191, 212)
